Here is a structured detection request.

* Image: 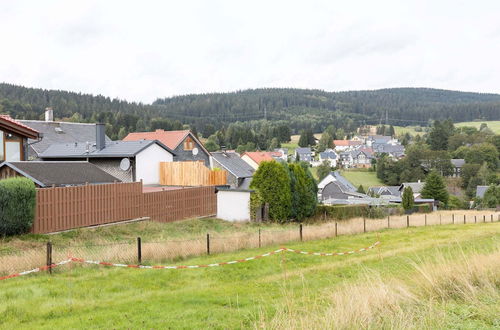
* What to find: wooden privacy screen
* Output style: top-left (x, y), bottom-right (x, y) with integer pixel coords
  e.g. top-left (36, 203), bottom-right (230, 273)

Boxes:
top-left (159, 162), bottom-right (227, 186)
top-left (33, 182), bottom-right (216, 234)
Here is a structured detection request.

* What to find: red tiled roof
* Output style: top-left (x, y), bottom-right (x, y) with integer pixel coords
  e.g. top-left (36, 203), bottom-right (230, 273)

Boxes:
top-left (334, 140), bottom-right (362, 146)
top-left (0, 115), bottom-right (39, 138)
top-left (242, 151), bottom-right (280, 164)
top-left (123, 129), bottom-right (190, 149)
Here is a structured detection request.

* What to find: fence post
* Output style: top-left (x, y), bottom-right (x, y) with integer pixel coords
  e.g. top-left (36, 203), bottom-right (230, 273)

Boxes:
top-left (363, 217), bottom-right (366, 233)
top-left (46, 242), bottom-right (52, 274)
top-left (439, 214), bottom-right (442, 225)
top-left (483, 215), bottom-right (485, 223)
top-left (406, 215), bottom-right (409, 228)
top-left (299, 224), bottom-right (303, 242)
top-left (491, 214), bottom-right (493, 222)
top-left (464, 214), bottom-right (466, 224)
top-left (475, 215), bottom-right (477, 223)
top-left (258, 229), bottom-right (261, 248)
top-left (206, 233), bottom-right (210, 255)
top-left (452, 214), bottom-right (455, 224)
top-left (387, 215), bottom-right (390, 229)
top-left (335, 222), bottom-right (338, 237)
top-left (137, 237), bottom-right (142, 264)
top-left (425, 214), bottom-right (427, 226)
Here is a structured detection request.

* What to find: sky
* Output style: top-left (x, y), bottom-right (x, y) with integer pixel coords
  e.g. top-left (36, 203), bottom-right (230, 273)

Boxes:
top-left (1, 0), bottom-right (500, 103)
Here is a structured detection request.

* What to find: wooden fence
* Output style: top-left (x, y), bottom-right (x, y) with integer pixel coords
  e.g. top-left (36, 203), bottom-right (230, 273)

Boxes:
top-left (159, 161), bottom-right (227, 186)
top-left (33, 182), bottom-right (216, 234)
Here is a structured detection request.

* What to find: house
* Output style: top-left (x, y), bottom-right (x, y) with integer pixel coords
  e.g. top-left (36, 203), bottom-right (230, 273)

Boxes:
top-left (211, 151), bottom-right (254, 189)
top-left (350, 148), bottom-right (374, 168)
top-left (0, 115), bottom-right (40, 162)
top-left (295, 147), bottom-right (312, 162)
top-left (333, 140), bottom-right (362, 152)
top-left (338, 152), bottom-right (354, 168)
top-left (450, 159), bottom-right (465, 177)
top-left (373, 144), bottom-right (405, 159)
top-left (216, 186), bottom-right (253, 222)
top-left (0, 161), bottom-right (120, 187)
top-left (318, 149), bottom-right (338, 167)
top-left (39, 124), bottom-right (175, 184)
top-left (399, 181), bottom-right (425, 199)
top-left (317, 171), bottom-right (366, 202)
top-left (368, 186), bottom-right (400, 198)
top-left (123, 129), bottom-right (211, 166)
top-left (19, 108), bottom-right (111, 160)
top-left (241, 151), bottom-right (281, 170)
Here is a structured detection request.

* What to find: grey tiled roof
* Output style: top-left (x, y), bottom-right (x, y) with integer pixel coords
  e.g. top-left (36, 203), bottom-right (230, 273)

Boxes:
top-left (211, 152), bottom-right (254, 178)
top-left (476, 185), bottom-right (489, 198)
top-left (19, 120), bottom-right (112, 157)
top-left (39, 140), bottom-right (175, 158)
top-left (332, 171), bottom-right (357, 192)
top-left (0, 161), bottom-right (120, 187)
top-left (451, 159), bottom-right (465, 167)
top-left (400, 182), bottom-right (424, 193)
top-left (319, 151), bottom-right (337, 159)
top-left (296, 147), bottom-right (312, 154)
top-left (368, 186), bottom-right (401, 197)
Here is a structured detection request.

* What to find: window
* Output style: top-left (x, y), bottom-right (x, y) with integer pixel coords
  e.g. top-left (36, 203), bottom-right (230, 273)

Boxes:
top-left (3, 133), bottom-right (22, 161)
top-left (183, 136), bottom-right (195, 150)
top-left (0, 130), bottom-right (3, 160)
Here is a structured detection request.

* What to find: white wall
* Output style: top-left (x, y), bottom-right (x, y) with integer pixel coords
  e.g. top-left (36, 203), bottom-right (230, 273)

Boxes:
top-left (217, 190), bottom-right (251, 222)
top-left (135, 144), bottom-right (174, 184)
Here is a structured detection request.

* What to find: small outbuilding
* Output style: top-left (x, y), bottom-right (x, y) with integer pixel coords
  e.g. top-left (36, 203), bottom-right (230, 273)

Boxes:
top-left (216, 187), bottom-right (253, 222)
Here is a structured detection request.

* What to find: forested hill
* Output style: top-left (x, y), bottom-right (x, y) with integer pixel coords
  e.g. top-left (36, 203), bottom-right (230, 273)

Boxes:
top-left (1, 83), bottom-right (500, 139)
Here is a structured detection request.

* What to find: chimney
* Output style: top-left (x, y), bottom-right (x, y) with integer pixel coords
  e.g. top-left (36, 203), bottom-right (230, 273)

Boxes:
top-left (45, 107), bottom-right (54, 122)
top-left (96, 123), bottom-right (106, 150)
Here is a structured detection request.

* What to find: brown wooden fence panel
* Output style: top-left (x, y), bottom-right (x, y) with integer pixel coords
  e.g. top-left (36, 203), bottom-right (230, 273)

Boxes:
top-left (143, 186), bottom-right (216, 222)
top-left (159, 162), bottom-right (227, 186)
top-left (32, 182), bottom-right (216, 233)
top-left (33, 182), bottom-right (143, 234)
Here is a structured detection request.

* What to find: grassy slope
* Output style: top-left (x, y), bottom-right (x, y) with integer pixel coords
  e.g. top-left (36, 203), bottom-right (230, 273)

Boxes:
top-left (340, 169), bottom-right (384, 188)
top-left (1, 223), bottom-right (499, 329)
top-left (455, 120), bottom-right (500, 134)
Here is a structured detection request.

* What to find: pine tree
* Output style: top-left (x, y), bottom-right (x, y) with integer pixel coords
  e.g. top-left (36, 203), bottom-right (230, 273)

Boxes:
top-left (421, 171), bottom-right (449, 206)
top-left (317, 132), bottom-right (333, 152)
top-left (402, 186), bottom-right (414, 212)
top-left (357, 185), bottom-right (366, 194)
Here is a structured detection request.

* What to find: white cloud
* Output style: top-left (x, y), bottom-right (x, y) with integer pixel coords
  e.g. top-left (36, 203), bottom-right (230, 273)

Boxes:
top-left (1, 0), bottom-right (500, 103)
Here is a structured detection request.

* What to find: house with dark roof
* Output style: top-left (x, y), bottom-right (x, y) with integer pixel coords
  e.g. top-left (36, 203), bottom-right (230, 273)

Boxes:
top-left (123, 129), bottom-right (210, 166)
top-left (450, 159), bottom-right (465, 177)
top-left (39, 124), bottom-right (175, 184)
top-left (318, 149), bottom-right (338, 167)
top-left (0, 161), bottom-right (120, 187)
top-left (368, 186), bottom-right (400, 198)
top-left (20, 108), bottom-right (111, 160)
top-left (1, 115), bottom-right (40, 162)
top-left (211, 151), bottom-right (254, 189)
top-left (399, 181), bottom-right (425, 198)
top-left (295, 147), bottom-right (312, 162)
top-left (317, 171), bottom-right (366, 202)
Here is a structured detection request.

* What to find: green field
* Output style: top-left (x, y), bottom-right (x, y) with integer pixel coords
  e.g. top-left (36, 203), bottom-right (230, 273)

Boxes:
top-left (340, 169), bottom-right (384, 189)
top-left (1, 223), bottom-right (499, 329)
top-left (455, 120), bottom-right (500, 134)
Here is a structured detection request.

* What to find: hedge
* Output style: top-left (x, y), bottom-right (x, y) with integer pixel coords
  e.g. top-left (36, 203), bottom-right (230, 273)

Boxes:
top-left (314, 204), bottom-right (403, 221)
top-left (0, 177), bottom-right (36, 236)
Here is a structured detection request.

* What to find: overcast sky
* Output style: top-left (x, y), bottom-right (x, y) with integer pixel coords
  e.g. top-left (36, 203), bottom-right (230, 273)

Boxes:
top-left (1, 0), bottom-right (500, 103)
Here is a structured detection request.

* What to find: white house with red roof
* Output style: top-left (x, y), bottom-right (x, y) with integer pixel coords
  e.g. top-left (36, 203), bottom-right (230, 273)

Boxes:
top-left (123, 129), bottom-right (211, 166)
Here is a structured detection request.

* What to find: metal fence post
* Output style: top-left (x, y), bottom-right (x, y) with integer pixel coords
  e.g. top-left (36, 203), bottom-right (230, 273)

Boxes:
top-left (299, 224), bottom-right (303, 242)
top-left (207, 233), bottom-right (210, 255)
top-left (137, 237), bottom-right (142, 264)
top-left (46, 242), bottom-right (52, 274)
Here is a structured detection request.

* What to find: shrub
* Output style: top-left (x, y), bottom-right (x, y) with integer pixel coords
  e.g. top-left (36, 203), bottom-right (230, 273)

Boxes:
top-left (0, 177), bottom-right (36, 236)
top-left (415, 204), bottom-right (431, 213)
top-left (447, 195), bottom-right (469, 210)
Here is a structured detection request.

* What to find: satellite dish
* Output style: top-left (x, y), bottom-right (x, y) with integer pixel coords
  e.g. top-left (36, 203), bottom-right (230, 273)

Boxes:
top-left (192, 147), bottom-right (199, 156)
top-left (119, 158), bottom-right (131, 171)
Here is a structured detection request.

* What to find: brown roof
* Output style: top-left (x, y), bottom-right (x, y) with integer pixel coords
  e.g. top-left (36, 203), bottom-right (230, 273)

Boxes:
top-left (242, 151), bottom-right (280, 164)
top-left (123, 129), bottom-right (190, 149)
top-left (0, 115), bottom-right (39, 139)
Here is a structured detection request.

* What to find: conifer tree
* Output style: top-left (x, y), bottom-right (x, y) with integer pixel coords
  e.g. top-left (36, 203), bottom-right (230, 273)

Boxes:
top-left (421, 171), bottom-right (449, 206)
top-left (402, 186), bottom-right (414, 212)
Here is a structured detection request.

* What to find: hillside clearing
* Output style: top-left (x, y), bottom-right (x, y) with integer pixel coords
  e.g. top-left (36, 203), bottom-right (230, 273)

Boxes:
top-left (340, 169), bottom-right (384, 188)
top-left (1, 223), bottom-right (499, 329)
top-left (455, 120), bottom-right (500, 134)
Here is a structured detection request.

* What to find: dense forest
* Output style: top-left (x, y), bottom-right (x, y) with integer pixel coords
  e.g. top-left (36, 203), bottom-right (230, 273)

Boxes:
top-left (1, 83), bottom-right (500, 140)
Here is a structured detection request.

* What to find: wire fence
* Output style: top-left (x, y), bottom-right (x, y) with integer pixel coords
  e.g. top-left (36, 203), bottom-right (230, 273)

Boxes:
top-left (1, 210), bottom-right (499, 277)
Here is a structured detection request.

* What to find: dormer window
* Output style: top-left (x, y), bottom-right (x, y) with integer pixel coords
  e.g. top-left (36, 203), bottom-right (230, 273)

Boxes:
top-left (184, 136), bottom-right (195, 150)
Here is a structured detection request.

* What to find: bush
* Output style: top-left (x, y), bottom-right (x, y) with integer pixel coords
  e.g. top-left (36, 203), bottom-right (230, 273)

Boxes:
top-left (447, 195), bottom-right (469, 210)
top-left (415, 204), bottom-right (432, 213)
top-left (0, 177), bottom-right (36, 236)
top-left (314, 204), bottom-right (402, 221)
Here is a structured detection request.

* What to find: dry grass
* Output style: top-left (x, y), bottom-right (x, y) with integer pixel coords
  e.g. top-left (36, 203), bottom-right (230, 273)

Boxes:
top-left (1, 211), bottom-right (498, 276)
top-left (257, 247), bottom-right (500, 329)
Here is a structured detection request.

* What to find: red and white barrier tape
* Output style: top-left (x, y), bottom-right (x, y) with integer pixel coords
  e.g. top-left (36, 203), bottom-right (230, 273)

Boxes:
top-left (0, 241), bottom-right (380, 280)
top-left (0, 259), bottom-right (72, 281)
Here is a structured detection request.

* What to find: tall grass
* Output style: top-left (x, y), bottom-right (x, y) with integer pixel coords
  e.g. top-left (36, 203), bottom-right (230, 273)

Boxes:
top-left (257, 247), bottom-right (500, 329)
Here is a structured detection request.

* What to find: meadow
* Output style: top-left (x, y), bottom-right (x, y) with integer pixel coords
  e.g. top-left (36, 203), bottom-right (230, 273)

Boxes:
top-left (1, 221), bottom-right (499, 329)
top-left (339, 169), bottom-right (384, 188)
